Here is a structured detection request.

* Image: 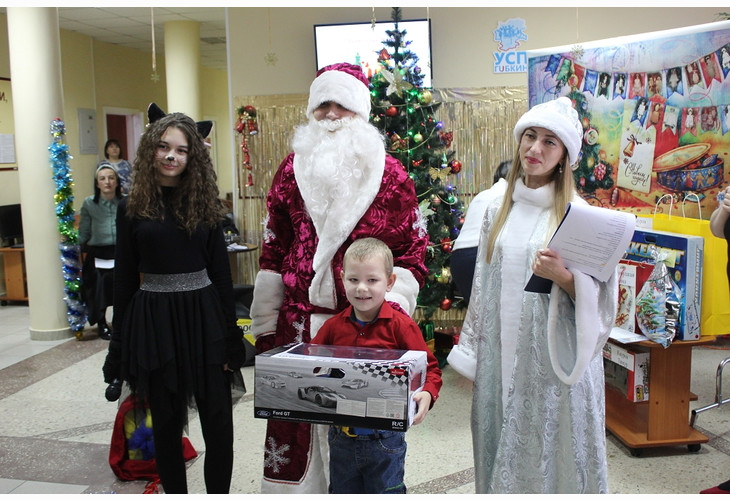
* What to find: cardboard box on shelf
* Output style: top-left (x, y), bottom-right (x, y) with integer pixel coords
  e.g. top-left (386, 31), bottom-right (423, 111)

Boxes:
top-left (603, 341), bottom-right (650, 402)
top-left (622, 228), bottom-right (703, 340)
top-left (236, 318), bottom-right (255, 346)
top-left (254, 343), bottom-right (427, 431)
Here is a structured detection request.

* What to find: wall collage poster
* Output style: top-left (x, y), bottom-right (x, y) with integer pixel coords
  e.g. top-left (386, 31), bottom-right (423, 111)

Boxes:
top-left (526, 20), bottom-right (730, 219)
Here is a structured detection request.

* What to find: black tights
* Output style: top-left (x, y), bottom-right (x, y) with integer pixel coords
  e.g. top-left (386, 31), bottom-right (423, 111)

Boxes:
top-left (147, 368), bottom-right (234, 494)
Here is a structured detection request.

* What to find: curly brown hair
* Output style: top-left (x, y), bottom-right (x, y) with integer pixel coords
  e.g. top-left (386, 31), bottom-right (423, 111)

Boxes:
top-left (125, 112), bottom-right (226, 235)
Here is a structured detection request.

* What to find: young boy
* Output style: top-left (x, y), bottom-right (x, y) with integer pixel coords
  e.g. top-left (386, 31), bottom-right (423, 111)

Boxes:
top-left (311, 237), bottom-right (443, 494)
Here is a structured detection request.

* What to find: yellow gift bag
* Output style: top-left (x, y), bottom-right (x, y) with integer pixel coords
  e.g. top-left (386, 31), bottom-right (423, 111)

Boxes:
top-left (637, 194), bottom-right (730, 336)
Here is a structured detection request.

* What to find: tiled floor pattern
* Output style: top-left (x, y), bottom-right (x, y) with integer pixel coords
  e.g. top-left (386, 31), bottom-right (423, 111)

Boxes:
top-left (2, 302), bottom-right (730, 494)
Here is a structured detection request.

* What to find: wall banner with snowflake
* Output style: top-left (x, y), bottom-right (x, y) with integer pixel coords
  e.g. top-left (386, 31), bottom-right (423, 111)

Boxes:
top-left (525, 20), bottom-right (730, 219)
top-left (493, 18), bottom-right (528, 74)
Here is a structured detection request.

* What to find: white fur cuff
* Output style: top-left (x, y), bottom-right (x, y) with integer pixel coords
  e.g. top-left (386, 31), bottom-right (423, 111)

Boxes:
top-left (447, 345), bottom-right (477, 381)
top-left (385, 267), bottom-right (420, 316)
top-left (250, 270), bottom-right (284, 339)
top-left (547, 270), bottom-right (600, 385)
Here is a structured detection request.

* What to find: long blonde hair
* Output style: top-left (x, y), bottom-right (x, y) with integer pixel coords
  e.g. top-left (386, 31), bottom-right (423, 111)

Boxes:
top-left (484, 135), bottom-right (577, 263)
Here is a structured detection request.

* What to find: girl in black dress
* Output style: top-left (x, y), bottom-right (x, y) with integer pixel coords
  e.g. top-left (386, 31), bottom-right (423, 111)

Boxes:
top-left (103, 104), bottom-right (245, 493)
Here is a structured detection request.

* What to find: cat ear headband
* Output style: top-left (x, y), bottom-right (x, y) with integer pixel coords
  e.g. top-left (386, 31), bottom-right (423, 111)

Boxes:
top-left (147, 102), bottom-right (214, 139)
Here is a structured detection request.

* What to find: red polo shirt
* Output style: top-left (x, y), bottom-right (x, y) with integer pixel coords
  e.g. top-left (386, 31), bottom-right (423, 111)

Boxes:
top-left (311, 301), bottom-right (442, 402)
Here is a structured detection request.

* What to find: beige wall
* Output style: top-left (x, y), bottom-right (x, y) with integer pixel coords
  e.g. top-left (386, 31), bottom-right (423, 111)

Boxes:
top-left (0, 14), bottom-right (13, 207)
top-left (0, 15), bottom-right (232, 208)
top-left (59, 30), bottom-right (101, 200)
top-left (201, 66), bottom-right (234, 197)
top-left (0, 7), bottom-right (724, 208)
top-left (227, 7), bottom-right (724, 96)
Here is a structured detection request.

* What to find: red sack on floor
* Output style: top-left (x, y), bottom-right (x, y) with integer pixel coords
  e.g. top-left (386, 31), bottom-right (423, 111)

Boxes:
top-left (109, 394), bottom-right (197, 481)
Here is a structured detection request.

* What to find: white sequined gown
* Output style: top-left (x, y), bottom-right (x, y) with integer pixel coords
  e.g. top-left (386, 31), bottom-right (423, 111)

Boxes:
top-left (448, 178), bottom-right (617, 494)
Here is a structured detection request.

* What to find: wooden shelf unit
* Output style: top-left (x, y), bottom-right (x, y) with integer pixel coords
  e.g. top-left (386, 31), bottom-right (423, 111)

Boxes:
top-left (0, 247), bottom-right (28, 304)
top-left (605, 336), bottom-right (715, 456)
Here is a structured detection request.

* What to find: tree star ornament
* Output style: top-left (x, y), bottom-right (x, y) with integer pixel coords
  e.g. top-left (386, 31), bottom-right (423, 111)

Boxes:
top-left (264, 52), bottom-right (278, 66)
top-left (380, 67), bottom-right (413, 97)
top-left (571, 44), bottom-right (585, 62)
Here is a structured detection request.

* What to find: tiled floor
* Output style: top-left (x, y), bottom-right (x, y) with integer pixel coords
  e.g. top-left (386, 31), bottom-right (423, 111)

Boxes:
top-left (2, 300), bottom-right (730, 494)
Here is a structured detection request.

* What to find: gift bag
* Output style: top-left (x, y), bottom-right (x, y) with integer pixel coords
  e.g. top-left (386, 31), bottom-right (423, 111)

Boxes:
top-left (635, 248), bottom-right (682, 348)
top-left (616, 259), bottom-right (653, 333)
top-left (637, 194), bottom-right (730, 336)
top-left (109, 394), bottom-right (197, 482)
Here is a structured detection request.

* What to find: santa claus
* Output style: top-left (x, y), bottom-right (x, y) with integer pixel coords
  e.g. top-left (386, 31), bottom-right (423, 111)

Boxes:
top-left (249, 62), bottom-right (428, 493)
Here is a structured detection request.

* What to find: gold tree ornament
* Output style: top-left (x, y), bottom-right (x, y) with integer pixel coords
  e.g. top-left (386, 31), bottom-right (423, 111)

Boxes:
top-left (429, 166), bottom-right (450, 182)
top-left (419, 89), bottom-right (433, 105)
top-left (437, 267), bottom-right (452, 284)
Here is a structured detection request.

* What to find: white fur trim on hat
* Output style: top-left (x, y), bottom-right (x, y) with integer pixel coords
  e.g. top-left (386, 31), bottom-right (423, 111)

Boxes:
top-left (513, 96), bottom-right (583, 167)
top-left (306, 69), bottom-right (371, 121)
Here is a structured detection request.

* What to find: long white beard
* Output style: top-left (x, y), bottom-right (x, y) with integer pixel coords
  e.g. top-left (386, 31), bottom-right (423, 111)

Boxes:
top-left (292, 115), bottom-right (387, 310)
top-left (292, 116), bottom-right (385, 222)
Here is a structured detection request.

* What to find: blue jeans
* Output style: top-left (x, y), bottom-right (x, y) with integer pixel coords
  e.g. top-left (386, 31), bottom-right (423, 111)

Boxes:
top-left (328, 426), bottom-right (407, 494)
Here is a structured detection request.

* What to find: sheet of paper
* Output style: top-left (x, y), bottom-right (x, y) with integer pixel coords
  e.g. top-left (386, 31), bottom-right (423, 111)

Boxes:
top-left (609, 326), bottom-right (650, 344)
top-left (0, 134), bottom-right (15, 164)
top-left (525, 202), bottom-right (637, 292)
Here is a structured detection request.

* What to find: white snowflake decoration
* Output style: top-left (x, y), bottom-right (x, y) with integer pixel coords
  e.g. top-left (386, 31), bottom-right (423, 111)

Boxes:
top-left (413, 208), bottom-right (428, 239)
top-left (262, 214), bottom-right (276, 244)
top-left (292, 317), bottom-right (306, 343)
top-left (264, 436), bottom-right (291, 474)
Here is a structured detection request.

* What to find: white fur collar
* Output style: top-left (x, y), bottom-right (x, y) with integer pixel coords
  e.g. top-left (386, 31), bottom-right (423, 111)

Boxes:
top-left (512, 177), bottom-right (554, 208)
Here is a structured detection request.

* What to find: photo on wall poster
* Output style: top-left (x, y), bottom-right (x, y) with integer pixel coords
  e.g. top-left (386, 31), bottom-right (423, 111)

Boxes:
top-left (526, 20), bottom-right (730, 219)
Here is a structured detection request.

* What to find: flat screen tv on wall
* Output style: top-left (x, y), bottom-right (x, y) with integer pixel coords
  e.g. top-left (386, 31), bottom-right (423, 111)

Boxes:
top-left (314, 19), bottom-right (432, 88)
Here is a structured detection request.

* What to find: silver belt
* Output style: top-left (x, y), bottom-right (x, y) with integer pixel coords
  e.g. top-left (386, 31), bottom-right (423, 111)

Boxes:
top-left (140, 269), bottom-right (211, 292)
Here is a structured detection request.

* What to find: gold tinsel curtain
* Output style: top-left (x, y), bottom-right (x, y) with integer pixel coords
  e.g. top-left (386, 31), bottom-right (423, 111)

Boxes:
top-left (232, 87), bottom-right (528, 295)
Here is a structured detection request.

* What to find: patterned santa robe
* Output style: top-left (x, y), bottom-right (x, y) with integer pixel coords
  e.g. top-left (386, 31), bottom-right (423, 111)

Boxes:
top-left (448, 179), bottom-right (617, 494)
top-left (250, 150), bottom-right (428, 493)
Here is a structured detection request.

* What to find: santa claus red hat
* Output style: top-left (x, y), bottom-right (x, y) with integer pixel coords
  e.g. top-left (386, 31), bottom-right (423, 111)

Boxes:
top-left (306, 62), bottom-right (371, 121)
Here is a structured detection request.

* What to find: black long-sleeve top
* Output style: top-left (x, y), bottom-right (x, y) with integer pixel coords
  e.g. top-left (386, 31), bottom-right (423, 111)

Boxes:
top-left (112, 189), bottom-right (242, 366)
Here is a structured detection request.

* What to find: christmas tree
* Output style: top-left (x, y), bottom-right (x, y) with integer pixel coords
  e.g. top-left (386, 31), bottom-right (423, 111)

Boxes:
top-left (566, 85), bottom-right (614, 193)
top-left (369, 8), bottom-right (466, 322)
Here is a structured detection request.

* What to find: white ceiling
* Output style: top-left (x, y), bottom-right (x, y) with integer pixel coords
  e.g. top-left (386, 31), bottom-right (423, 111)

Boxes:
top-left (54, 7), bottom-right (228, 72)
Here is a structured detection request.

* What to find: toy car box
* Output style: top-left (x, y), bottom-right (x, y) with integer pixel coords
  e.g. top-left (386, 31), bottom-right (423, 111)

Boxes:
top-left (254, 342), bottom-right (427, 431)
top-left (622, 228), bottom-right (703, 340)
top-left (603, 341), bottom-right (650, 402)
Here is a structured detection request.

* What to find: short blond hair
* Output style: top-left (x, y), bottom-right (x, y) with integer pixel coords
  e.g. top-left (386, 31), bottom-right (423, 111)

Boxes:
top-left (344, 238), bottom-right (394, 276)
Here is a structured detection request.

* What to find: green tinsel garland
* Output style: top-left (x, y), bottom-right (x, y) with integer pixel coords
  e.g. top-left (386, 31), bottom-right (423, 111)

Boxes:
top-left (49, 118), bottom-right (87, 334)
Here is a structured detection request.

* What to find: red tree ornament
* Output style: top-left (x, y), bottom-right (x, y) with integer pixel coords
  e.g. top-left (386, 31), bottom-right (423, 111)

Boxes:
top-left (439, 131), bottom-right (453, 148)
top-left (449, 160), bottom-right (462, 174)
top-left (440, 298), bottom-right (452, 311)
top-left (385, 106), bottom-right (398, 117)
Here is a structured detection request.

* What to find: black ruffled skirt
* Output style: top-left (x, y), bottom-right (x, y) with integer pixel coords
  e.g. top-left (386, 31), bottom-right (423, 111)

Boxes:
top-left (120, 271), bottom-right (228, 407)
